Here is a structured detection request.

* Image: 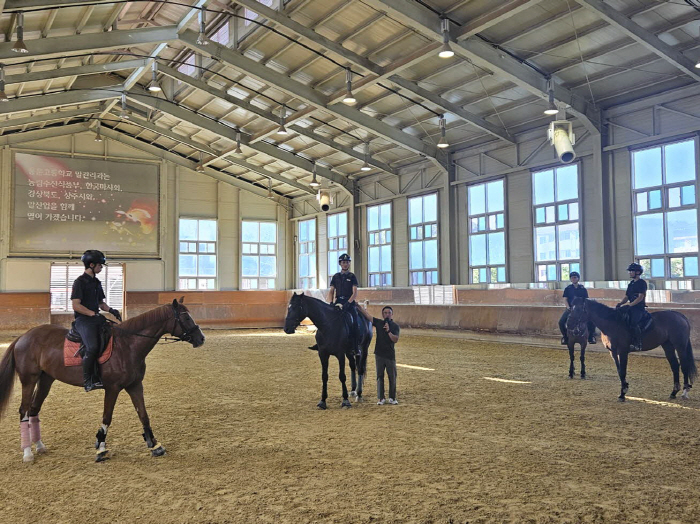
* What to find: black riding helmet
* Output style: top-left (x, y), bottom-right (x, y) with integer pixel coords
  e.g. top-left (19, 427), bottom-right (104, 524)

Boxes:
top-left (569, 271), bottom-right (580, 279)
top-left (81, 249), bottom-right (107, 268)
top-left (338, 253), bottom-right (351, 263)
top-left (626, 262), bottom-right (643, 274)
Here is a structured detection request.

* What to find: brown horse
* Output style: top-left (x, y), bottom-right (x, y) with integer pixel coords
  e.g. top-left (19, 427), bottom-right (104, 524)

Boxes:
top-left (0, 298), bottom-right (204, 462)
top-left (569, 297), bottom-right (696, 401)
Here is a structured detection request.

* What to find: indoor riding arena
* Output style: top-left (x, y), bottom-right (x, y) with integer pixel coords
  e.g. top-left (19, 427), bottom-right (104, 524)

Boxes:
top-left (2, 1), bottom-right (700, 523)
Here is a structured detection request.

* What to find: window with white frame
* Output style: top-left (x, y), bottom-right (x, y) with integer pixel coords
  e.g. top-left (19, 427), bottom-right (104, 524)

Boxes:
top-left (468, 179), bottom-right (506, 283)
top-left (242, 221), bottom-right (277, 289)
top-left (179, 218), bottom-right (217, 290)
top-left (533, 165), bottom-right (581, 282)
top-left (408, 193), bottom-right (439, 285)
top-left (50, 263), bottom-right (124, 313)
top-left (210, 21), bottom-right (229, 46)
top-left (298, 218), bottom-right (316, 289)
top-left (367, 203), bottom-right (392, 286)
top-left (632, 139), bottom-right (698, 279)
top-left (327, 212), bottom-right (348, 279)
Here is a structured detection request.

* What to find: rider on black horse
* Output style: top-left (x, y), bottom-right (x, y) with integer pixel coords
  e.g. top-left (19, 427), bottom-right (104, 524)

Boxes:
top-left (559, 271), bottom-right (596, 345)
top-left (71, 249), bottom-right (122, 392)
top-left (616, 262), bottom-right (648, 352)
top-left (309, 253), bottom-right (361, 355)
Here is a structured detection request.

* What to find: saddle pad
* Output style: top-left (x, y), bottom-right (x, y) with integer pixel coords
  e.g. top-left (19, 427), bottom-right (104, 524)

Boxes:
top-left (63, 337), bottom-right (114, 367)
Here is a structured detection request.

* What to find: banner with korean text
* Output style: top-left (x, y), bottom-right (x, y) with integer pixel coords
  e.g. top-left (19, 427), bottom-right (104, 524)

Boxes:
top-left (12, 153), bottom-right (159, 255)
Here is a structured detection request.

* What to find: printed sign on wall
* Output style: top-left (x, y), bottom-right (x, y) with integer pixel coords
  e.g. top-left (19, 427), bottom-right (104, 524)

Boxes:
top-left (12, 153), bottom-right (160, 255)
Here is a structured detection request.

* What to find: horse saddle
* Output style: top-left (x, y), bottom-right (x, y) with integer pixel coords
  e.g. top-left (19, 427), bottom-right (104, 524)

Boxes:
top-left (64, 320), bottom-right (114, 363)
top-left (619, 309), bottom-right (654, 333)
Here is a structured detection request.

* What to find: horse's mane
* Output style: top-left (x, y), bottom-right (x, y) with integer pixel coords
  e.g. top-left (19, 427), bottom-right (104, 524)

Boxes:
top-left (583, 298), bottom-right (619, 321)
top-left (118, 303), bottom-right (174, 332)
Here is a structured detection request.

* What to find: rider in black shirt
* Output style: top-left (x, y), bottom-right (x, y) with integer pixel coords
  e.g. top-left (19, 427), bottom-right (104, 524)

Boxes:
top-left (327, 253), bottom-right (361, 355)
top-left (71, 250), bottom-right (122, 392)
top-left (617, 262), bottom-right (648, 351)
top-left (559, 271), bottom-right (596, 345)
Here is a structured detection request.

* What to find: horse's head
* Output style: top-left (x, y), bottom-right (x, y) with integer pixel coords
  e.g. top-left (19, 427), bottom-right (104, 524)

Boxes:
top-left (170, 297), bottom-right (205, 348)
top-left (284, 292), bottom-right (306, 334)
top-left (567, 297), bottom-right (588, 337)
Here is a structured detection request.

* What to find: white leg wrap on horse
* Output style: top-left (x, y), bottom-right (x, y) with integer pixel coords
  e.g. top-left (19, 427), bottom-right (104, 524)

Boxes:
top-left (101, 424), bottom-right (108, 437)
top-left (20, 420), bottom-right (30, 450)
top-left (29, 416), bottom-right (41, 443)
top-left (22, 447), bottom-right (34, 463)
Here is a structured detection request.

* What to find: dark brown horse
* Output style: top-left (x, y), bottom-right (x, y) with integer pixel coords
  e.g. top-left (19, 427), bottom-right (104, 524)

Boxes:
top-left (569, 298), bottom-right (696, 401)
top-left (0, 298), bottom-right (204, 462)
top-left (564, 311), bottom-right (588, 379)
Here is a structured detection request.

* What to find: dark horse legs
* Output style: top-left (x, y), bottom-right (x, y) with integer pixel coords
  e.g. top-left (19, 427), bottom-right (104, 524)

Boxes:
top-left (318, 353), bottom-right (329, 410)
top-left (662, 342), bottom-right (683, 399)
top-left (94, 387), bottom-right (120, 462)
top-left (126, 381), bottom-right (166, 457)
top-left (567, 340), bottom-right (587, 379)
top-left (338, 355), bottom-right (351, 408)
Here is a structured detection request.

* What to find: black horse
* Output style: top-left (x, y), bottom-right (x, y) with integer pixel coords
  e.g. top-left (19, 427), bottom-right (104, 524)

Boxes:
top-left (569, 297), bottom-right (696, 401)
top-left (564, 311), bottom-right (588, 379)
top-left (284, 293), bottom-right (372, 409)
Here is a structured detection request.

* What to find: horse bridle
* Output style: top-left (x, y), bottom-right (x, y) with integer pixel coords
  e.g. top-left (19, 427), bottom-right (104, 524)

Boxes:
top-left (113, 305), bottom-right (200, 343)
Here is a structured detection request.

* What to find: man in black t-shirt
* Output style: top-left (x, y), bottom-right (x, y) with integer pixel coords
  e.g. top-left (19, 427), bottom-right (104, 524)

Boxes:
top-left (71, 249), bottom-right (122, 392)
top-left (617, 262), bottom-right (648, 351)
top-left (358, 303), bottom-right (400, 405)
top-left (326, 253), bottom-right (361, 355)
top-left (559, 271), bottom-right (596, 345)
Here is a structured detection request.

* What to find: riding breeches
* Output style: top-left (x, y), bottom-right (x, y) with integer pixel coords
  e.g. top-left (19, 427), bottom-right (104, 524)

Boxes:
top-left (74, 315), bottom-right (102, 358)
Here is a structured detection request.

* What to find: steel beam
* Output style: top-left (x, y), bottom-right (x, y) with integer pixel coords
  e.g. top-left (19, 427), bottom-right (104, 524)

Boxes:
top-left (0, 89), bottom-right (120, 116)
top-left (0, 106), bottom-right (100, 130)
top-left (0, 122), bottom-right (88, 145)
top-left (4, 59), bottom-right (147, 86)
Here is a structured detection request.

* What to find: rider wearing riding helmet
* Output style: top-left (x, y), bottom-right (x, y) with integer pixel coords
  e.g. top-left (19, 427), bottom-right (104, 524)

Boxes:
top-left (617, 262), bottom-right (647, 351)
top-left (559, 271), bottom-right (596, 345)
top-left (328, 253), bottom-right (360, 355)
top-left (71, 250), bottom-right (122, 392)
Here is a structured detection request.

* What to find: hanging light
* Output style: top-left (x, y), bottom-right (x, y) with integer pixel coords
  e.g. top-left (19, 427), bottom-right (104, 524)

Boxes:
top-left (119, 92), bottom-right (129, 119)
top-left (438, 18), bottom-right (454, 59)
top-left (543, 80), bottom-right (558, 116)
top-left (12, 13), bottom-right (28, 54)
top-left (267, 178), bottom-right (274, 199)
top-left (342, 67), bottom-right (356, 105)
top-left (233, 130), bottom-right (243, 157)
top-left (0, 65), bottom-right (8, 102)
top-left (277, 110), bottom-right (288, 135)
top-left (197, 8), bottom-right (209, 46)
top-left (360, 142), bottom-right (371, 171)
top-left (195, 151), bottom-right (205, 172)
top-left (147, 61), bottom-right (162, 92)
top-left (437, 115), bottom-right (449, 148)
top-left (309, 163), bottom-right (320, 188)
top-left (695, 59), bottom-right (700, 69)
top-left (94, 120), bottom-right (103, 142)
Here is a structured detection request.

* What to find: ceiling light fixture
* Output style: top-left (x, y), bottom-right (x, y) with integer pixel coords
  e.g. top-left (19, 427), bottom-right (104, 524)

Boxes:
top-left (197, 8), bottom-right (209, 46)
top-left (277, 110), bottom-right (288, 135)
top-left (12, 13), bottom-right (28, 54)
top-left (438, 18), bottom-right (454, 59)
top-left (234, 130), bottom-right (243, 157)
top-left (195, 151), bottom-right (205, 172)
top-left (309, 163), bottom-right (320, 188)
top-left (147, 61), bottom-right (162, 92)
top-left (120, 92), bottom-right (129, 119)
top-left (437, 115), bottom-right (449, 148)
top-left (342, 67), bottom-right (356, 105)
top-left (94, 120), bottom-right (103, 142)
top-left (543, 79), bottom-right (558, 116)
top-left (360, 142), bottom-right (371, 171)
top-left (267, 178), bottom-right (275, 199)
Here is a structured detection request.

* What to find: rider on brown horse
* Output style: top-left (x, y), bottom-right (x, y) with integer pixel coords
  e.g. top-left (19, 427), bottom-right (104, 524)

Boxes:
top-left (71, 249), bottom-right (122, 392)
top-left (617, 262), bottom-right (648, 352)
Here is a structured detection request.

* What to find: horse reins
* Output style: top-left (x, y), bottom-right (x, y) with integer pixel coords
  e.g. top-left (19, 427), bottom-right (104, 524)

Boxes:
top-left (112, 306), bottom-right (200, 344)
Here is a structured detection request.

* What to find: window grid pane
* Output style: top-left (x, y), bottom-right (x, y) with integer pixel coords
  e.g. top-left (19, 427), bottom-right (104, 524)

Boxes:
top-left (298, 218), bottom-right (317, 288)
top-left (408, 194), bottom-right (439, 285)
top-left (468, 180), bottom-right (506, 283)
top-left (178, 218), bottom-right (218, 290)
top-left (241, 221), bottom-right (277, 289)
top-left (532, 165), bottom-right (580, 282)
top-left (327, 212), bottom-right (348, 278)
top-left (632, 139), bottom-right (698, 278)
top-left (367, 204), bottom-right (392, 287)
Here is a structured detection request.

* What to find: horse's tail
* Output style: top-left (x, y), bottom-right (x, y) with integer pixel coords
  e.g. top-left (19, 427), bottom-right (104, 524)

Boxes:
top-left (0, 339), bottom-right (17, 420)
top-left (684, 339), bottom-right (698, 383)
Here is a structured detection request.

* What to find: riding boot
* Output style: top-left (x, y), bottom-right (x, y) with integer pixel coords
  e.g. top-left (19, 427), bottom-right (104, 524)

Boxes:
top-left (630, 325), bottom-right (643, 352)
top-left (82, 352), bottom-right (103, 392)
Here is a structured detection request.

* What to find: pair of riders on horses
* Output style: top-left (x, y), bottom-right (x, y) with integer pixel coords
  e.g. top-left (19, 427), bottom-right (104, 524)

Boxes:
top-left (559, 263), bottom-right (648, 352)
top-left (71, 250), bottom-right (121, 392)
top-left (309, 253), bottom-right (362, 355)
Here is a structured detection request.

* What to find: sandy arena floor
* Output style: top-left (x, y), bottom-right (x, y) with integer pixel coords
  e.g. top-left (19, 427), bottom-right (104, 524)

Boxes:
top-left (0, 328), bottom-right (700, 523)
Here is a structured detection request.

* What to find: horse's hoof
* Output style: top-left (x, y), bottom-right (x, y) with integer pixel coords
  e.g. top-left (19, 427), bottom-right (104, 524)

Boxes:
top-left (317, 401), bottom-right (327, 410)
top-left (670, 392), bottom-right (678, 399)
top-left (151, 445), bottom-right (166, 457)
top-left (95, 450), bottom-right (110, 463)
top-left (357, 396), bottom-right (365, 403)
top-left (618, 396), bottom-right (626, 402)
top-left (341, 400), bottom-right (352, 408)
top-left (349, 391), bottom-right (357, 398)
top-left (35, 443), bottom-right (47, 455)
top-left (22, 449), bottom-right (34, 463)
top-left (681, 390), bottom-right (690, 400)
top-left (568, 375), bottom-right (573, 379)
